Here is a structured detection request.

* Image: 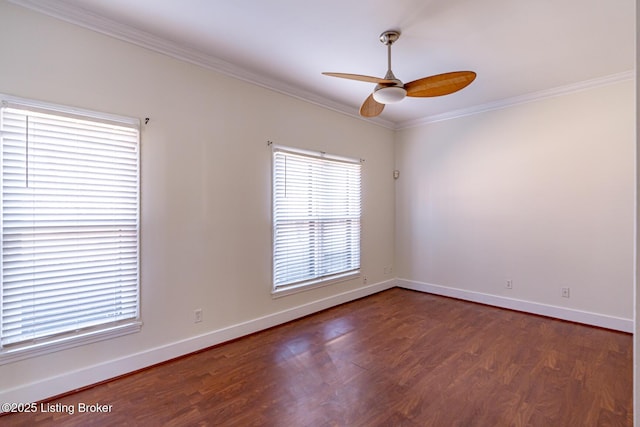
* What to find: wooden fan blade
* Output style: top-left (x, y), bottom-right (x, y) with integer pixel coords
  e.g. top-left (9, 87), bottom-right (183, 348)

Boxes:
top-left (322, 72), bottom-right (395, 84)
top-left (405, 71), bottom-right (476, 97)
top-left (359, 94), bottom-right (385, 117)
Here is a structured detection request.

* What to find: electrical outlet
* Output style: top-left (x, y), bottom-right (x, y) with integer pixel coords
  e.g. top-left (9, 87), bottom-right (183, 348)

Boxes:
top-left (561, 287), bottom-right (570, 298)
top-left (362, 276), bottom-right (368, 284)
top-left (506, 280), bottom-right (513, 289)
top-left (194, 308), bottom-right (203, 323)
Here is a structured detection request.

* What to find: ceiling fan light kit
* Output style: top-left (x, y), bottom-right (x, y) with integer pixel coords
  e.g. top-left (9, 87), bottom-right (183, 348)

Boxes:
top-left (373, 86), bottom-right (407, 104)
top-left (323, 30), bottom-right (476, 117)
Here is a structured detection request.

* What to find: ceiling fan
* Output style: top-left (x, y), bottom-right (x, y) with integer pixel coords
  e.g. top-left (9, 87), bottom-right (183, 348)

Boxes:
top-left (322, 30), bottom-right (476, 118)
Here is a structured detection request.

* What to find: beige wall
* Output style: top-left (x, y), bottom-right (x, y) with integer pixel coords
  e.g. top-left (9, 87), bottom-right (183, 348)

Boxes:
top-left (395, 79), bottom-right (635, 321)
top-left (0, 2), bottom-right (396, 399)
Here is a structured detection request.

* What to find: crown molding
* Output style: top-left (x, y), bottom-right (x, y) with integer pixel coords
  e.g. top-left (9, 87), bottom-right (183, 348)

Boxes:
top-left (8, 0), bottom-right (396, 130)
top-left (396, 70), bottom-right (635, 130)
top-left (8, 1), bottom-right (634, 132)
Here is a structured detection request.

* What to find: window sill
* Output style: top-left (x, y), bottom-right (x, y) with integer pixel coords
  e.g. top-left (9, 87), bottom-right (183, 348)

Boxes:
top-left (271, 271), bottom-right (360, 298)
top-left (0, 321), bottom-right (142, 365)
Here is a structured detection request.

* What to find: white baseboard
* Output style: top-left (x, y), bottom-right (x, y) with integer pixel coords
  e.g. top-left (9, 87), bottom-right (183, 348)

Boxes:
top-left (397, 279), bottom-right (633, 333)
top-left (1, 279), bottom-right (395, 406)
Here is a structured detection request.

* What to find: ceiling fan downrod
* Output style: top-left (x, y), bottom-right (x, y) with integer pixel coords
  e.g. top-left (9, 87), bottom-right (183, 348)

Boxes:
top-left (374, 30), bottom-right (405, 103)
top-left (380, 30), bottom-right (400, 81)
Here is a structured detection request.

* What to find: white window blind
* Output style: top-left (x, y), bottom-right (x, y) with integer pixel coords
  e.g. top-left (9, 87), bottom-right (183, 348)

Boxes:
top-left (272, 147), bottom-right (361, 292)
top-left (0, 98), bottom-right (140, 354)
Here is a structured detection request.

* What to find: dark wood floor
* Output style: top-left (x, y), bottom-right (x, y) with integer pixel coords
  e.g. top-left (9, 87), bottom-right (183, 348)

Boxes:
top-left (2, 288), bottom-right (633, 426)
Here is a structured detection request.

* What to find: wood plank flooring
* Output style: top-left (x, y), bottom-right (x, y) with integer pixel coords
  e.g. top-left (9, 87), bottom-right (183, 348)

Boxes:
top-left (2, 288), bottom-right (633, 426)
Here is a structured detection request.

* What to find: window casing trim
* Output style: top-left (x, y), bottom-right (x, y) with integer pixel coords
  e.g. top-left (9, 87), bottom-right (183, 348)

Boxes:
top-left (0, 94), bottom-right (141, 363)
top-left (271, 145), bottom-right (362, 296)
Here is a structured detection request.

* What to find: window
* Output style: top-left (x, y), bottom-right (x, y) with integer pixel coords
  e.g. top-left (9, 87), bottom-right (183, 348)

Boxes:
top-left (272, 146), bottom-right (361, 294)
top-left (0, 95), bottom-right (140, 362)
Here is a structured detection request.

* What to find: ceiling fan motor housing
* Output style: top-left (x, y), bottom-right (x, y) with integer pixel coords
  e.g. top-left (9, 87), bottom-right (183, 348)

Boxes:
top-left (373, 67), bottom-right (406, 104)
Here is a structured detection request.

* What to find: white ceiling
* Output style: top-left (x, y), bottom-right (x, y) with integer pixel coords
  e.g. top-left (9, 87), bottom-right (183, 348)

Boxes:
top-left (12, 0), bottom-right (636, 128)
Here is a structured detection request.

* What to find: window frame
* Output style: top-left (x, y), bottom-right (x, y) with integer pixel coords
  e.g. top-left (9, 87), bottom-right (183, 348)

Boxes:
top-left (0, 94), bottom-right (141, 364)
top-left (271, 145), bottom-right (362, 297)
